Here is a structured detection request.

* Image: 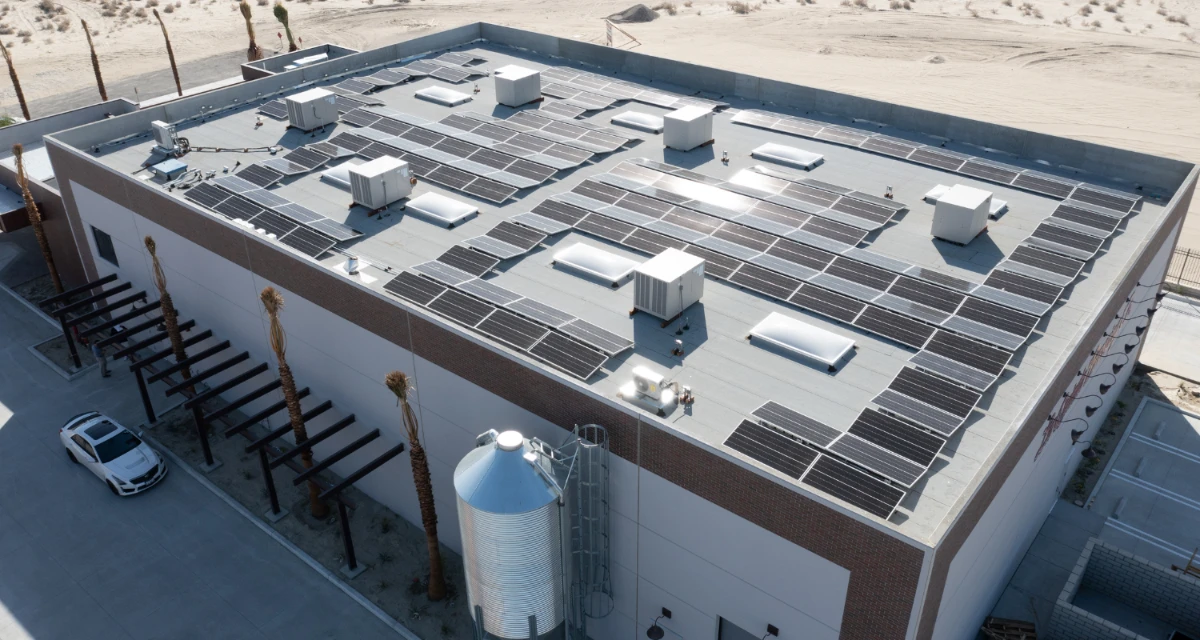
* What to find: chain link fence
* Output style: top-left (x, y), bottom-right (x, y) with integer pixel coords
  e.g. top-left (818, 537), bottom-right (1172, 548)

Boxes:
top-left (1167, 247), bottom-right (1200, 297)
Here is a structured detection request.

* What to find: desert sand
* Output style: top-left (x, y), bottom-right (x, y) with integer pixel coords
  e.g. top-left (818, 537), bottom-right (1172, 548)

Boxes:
top-left (0, 0), bottom-right (1197, 243)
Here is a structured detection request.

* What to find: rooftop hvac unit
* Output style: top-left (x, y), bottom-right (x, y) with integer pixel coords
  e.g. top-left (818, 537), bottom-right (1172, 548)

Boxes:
top-left (663, 105), bottom-right (713, 152)
top-left (151, 120), bottom-right (178, 153)
top-left (348, 156), bottom-right (412, 209)
top-left (494, 65), bottom-right (541, 108)
top-left (932, 184), bottom-right (991, 245)
top-left (633, 248), bottom-right (704, 321)
top-left (285, 87), bottom-right (338, 131)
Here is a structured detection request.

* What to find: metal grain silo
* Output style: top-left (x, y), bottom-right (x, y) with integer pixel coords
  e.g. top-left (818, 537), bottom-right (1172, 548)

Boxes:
top-left (455, 430), bottom-right (567, 640)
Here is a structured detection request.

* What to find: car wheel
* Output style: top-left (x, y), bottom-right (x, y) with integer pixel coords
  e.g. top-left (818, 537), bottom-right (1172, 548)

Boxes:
top-left (106, 481), bottom-right (119, 496)
top-left (66, 448), bottom-right (78, 464)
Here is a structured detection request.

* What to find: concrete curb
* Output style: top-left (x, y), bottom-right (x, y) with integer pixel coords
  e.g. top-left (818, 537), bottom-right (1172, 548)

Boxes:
top-left (139, 429), bottom-right (423, 640)
top-left (0, 280), bottom-right (61, 329)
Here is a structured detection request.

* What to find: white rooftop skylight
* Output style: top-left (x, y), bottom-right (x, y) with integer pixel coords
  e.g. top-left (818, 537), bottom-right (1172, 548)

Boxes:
top-left (611, 111), bottom-right (665, 134)
top-left (552, 242), bottom-right (642, 287)
top-left (749, 312), bottom-right (855, 371)
top-left (751, 143), bottom-right (825, 170)
top-left (414, 86), bottom-right (473, 106)
top-left (406, 192), bottom-right (478, 228)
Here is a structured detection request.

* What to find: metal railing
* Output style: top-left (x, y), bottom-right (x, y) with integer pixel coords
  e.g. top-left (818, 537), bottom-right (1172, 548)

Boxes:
top-left (1167, 247), bottom-right (1200, 295)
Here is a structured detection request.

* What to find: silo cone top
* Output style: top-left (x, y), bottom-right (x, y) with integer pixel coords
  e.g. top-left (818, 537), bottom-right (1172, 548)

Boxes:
top-left (454, 431), bottom-right (559, 514)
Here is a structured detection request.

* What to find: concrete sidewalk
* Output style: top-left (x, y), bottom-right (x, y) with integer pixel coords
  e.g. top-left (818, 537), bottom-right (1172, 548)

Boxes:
top-left (0, 279), bottom-right (401, 639)
top-left (1140, 293), bottom-right (1200, 383)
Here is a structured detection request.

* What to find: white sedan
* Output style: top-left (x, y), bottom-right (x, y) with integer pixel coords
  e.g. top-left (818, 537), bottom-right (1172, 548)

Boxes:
top-left (60, 411), bottom-right (167, 496)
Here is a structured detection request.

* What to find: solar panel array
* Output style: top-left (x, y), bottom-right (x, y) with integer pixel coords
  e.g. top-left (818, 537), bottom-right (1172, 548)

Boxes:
top-left (393, 53), bottom-right (488, 84)
top-left (730, 165), bottom-right (906, 231)
top-left (381, 259), bottom-right (632, 380)
top-left (730, 109), bottom-right (1142, 213)
top-left (440, 111), bottom-right (635, 154)
top-left (541, 66), bottom-right (729, 113)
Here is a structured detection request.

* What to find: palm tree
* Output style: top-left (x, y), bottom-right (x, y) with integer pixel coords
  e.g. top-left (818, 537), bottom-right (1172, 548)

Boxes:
top-left (81, 20), bottom-right (107, 101)
top-left (260, 287), bottom-right (328, 519)
top-left (153, 9), bottom-right (182, 97)
top-left (144, 236), bottom-right (191, 389)
top-left (239, 1), bottom-right (263, 62)
top-left (13, 144), bottom-right (62, 294)
top-left (0, 40), bottom-right (30, 121)
top-left (272, 1), bottom-right (298, 52)
top-left (384, 370), bottom-right (446, 601)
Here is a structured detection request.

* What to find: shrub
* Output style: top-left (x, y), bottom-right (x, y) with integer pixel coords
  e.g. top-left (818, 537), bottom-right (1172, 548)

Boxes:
top-left (0, 23), bottom-right (10, 34)
top-left (134, 7), bottom-right (146, 17)
top-left (684, 0), bottom-right (692, 5)
top-left (889, 0), bottom-right (900, 8)
top-left (728, 0), bottom-right (761, 12)
top-left (653, 2), bottom-right (678, 15)
top-left (1078, 4), bottom-right (1091, 15)
top-left (1114, 13), bottom-right (1123, 20)
top-left (146, 0), bottom-right (158, 6)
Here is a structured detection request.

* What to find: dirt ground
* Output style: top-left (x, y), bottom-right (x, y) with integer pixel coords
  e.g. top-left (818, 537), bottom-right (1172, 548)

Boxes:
top-left (1062, 365), bottom-right (1200, 503)
top-left (12, 273), bottom-right (57, 307)
top-left (32, 332), bottom-right (97, 371)
top-left (147, 401), bottom-right (475, 639)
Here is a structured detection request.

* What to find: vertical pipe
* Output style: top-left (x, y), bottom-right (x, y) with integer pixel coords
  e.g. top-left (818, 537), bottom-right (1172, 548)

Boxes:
top-left (191, 405), bottom-right (214, 467)
top-left (260, 447), bottom-right (281, 515)
top-left (61, 316), bottom-right (81, 369)
top-left (135, 367), bottom-right (156, 424)
top-left (338, 499), bottom-right (357, 571)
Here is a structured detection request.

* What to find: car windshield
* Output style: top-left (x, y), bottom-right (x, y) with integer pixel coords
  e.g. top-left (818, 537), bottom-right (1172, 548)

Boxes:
top-left (94, 432), bottom-right (143, 463)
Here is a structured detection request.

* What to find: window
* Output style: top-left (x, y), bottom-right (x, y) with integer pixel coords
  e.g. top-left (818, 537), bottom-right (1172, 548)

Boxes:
top-left (71, 435), bottom-right (98, 461)
top-left (94, 431), bottom-right (142, 463)
top-left (718, 618), bottom-right (758, 640)
top-left (91, 226), bottom-right (118, 266)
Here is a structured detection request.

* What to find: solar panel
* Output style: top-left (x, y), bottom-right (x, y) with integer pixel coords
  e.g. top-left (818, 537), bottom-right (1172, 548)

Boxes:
top-left (730, 263), bottom-right (802, 300)
top-left (828, 433), bottom-right (926, 488)
top-left (273, 202), bottom-right (324, 224)
top-left (463, 235), bottom-right (525, 260)
top-left (412, 260), bottom-right (474, 286)
top-left (824, 257), bottom-right (897, 292)
top-left (848, 409), bottom-right (945, 467)
top-left (906, 267), bottom-right (977, 294)
top-left (559, 319), bottom-right (633, 356)
top-left (921, 329), bottom-right (1011, 377)
top-left (366, 69), bottom-right (411, 85)
top-left (529, 332), bottom-right (608, 380)
top-left (696, 235), bottom-right (761, 262)
top-left (725, 420), bottom-right (820, 479)
top-left (766, 239), bottom-right (835, 271)
top-left (258, 100), bottom-right (288, 119)
top-left (800, 217), bottom-right (866, 246)
top-left (541, 101), bottom-right (586, 119)
top-left (373, 118), bottom-right (413, 137)
top-left (507, 298), bottom-right (574, 327)
top-left (212, 175), bottom-right (258, 194)
top-left (711, 223), bottom-right (777, 253)
top-left (752, 401), bottom-right (840, 448)
top-left (801, 455), bottom-right (904, 519)
top-left (472, 308), bottom-right (548, 351)
top-left (434, 51), bottom-right (477, 66)
top-left (462, 179), bottom-right (519, 204)
top-left (953, 297), bottom-right (1038, 342)
top-left (886, 276), bottom-right (965, 313)
top-left (242, 188), bottom-right (290, 209)
top-left (1005, 245), bottom-right (1084, 287)
top-left (278, 226), bottom-right (336, 258)
top-left (341, 109), bottom-right (383, 128)
top-left (861, 136), bottom-right (917, 158)
top-left (576, 214), bottom-right (635, 243)
top-left (307, 142), bottom-right (344, 159)
top-left (430, 66), bottom-right (471, 83)
top-left (237, 164), bottom-right (285, 188)
top-left (427, 288), bottom-right (495, 327)
top-left (532, 200), bottom-right (588, 227)
top-left (682, 245), bottom-right (741, 280)
top-left (511, 212), bottom-right (572, 236)
top-left (487, 221), bottom-right (546, 251)
top-left (894, 367), bottom-right (981, 421)
top-left (1028, 223), bottom-right (1104, 260)
top-left (328, 132), bottom-right (373, 152)
top-left (960, 160), bottom-right (1019, 184)
top-left (982, 270), bottom-right (1063, 305)
top-left (458, 278), bottom-right (522, 306)
top-left (437, 245), bottom-right (499, 277)
top-left (815, 126), bottom-right (869, 146)
top-left (828, 198), bottom-right (895, 228)
top-left (1013, 171), bottom-right (1077, 199)
top-left (623, 228), bottom-right (686, 256)
top-left (1069, 186), bottom-right (1138, 213)
top-left (334, 79), bottom-right (376, 94)
top-left (506, 159), bottom-right (557, 183)
top-left (788, 284), bottom-right (865, 323)
top-left (214, 194), bottom-right (265, 220)
top-left (908, 148), bottom-right (968, 172)
top-left (248, 210), bottom-right (299, 237)
top-left (383, 272), bottom-right (446, 306)
top-left (399, 59), bottom-right (441, 75)
top-left (852, 305), bottom-right (935, 349)
top-left (427, 165), bottom-right (474, 190)
top-left (1049, 202), bottom-right (1122, 237)
top-left (307, 218), bottom-right (361, 242)
top-left (281, 147), bottom-right (331, 171)
top-left (183, 182), bottom-right (231, 209)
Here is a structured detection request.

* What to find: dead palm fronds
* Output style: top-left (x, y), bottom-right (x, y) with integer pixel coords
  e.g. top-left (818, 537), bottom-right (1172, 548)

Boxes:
top-left (239, 1), bottom-right (263, 62)
top-left (153, 9), bottom-right (182, 97)
top-left (0, 41), bottom-right (30, 121)
top-left (144, 236), bottom-right (192, 391)
top-left (13, 144), bottom-right (62, 294)
top-left (273, 1), bottom-right (297, 52)
top-left (261, 287), bottom-right (329, 519)
top-left (385, 371), bottom-right (446, 601)
top-left (81, 20), bottom-right (107, 101)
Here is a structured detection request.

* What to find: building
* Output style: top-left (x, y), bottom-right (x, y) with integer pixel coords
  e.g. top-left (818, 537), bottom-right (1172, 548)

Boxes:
top-left (35, 23), bottom-right (1197, 640)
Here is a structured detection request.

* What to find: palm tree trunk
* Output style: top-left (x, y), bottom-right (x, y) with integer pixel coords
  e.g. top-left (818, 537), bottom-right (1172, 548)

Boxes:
top-left (81, 20), bottom-right (108, 102)
top-left (153, 9), bottom-right (183, 97)
top-left (0, 41), bottom-right (30, 121)
top-left (385, 371), bottom-right (446, 601)
top-left (13, 144), bottom-right (62, 294)
top-left (144, 237), bottom-right (192, 393)
top-left (239, 1), bottom-right (263, 62)
top-left (273, 2), bottom-right (298, 52)
top-left (261, 287), bottom-right (328, 519)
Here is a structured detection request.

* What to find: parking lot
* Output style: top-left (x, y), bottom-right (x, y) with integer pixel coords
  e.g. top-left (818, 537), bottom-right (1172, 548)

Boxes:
top-left (0, 285), bottom-right (401, 640)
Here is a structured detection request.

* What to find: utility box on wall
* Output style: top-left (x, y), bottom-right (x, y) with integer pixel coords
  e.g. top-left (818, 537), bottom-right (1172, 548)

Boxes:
top-left (494, 65), bottom-right (541, 108)
top-left (663, 106), bottom-right (713, 152)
